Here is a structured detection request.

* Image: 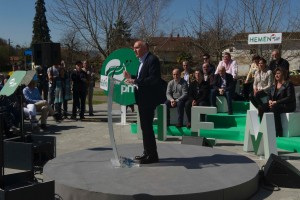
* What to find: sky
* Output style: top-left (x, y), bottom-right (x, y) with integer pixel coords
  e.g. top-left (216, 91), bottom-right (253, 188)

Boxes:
top-left (0, 0), bottom-right (61, 47)
top-left (0, 0), bottom-right (201, 48)
top-left (0, 0), bottom-right (299, 48)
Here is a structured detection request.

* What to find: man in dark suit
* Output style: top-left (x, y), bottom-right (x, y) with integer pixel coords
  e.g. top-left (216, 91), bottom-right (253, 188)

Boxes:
top-left (185, 69), bottom-right (210, 128)
top-left (201, 63), bottom-right (214, 86)
top-left (71, 61), bottom-right (87, 120)
top-left (268, 49), bottom-right (289, 76)
top-left (211, 66), bottom-right (235, 115)
top-left (123, 40), bottom-right (163, 164)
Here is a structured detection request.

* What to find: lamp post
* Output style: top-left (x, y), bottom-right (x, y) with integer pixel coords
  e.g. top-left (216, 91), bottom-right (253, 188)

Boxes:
top-left (8, 39), bottom-right (12, 65)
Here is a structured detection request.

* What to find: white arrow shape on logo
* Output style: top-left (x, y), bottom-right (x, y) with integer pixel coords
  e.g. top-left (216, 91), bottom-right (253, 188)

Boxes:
top-left (9, 78), bottom-right (17, 87)
top-left (105, 59), bottom-right (124, 81)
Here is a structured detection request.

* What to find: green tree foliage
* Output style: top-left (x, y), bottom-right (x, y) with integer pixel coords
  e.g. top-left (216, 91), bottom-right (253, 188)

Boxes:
top-left (32, 0), bottom-right (51, 45)
top-left (109, 16), bottom-right (132, 53)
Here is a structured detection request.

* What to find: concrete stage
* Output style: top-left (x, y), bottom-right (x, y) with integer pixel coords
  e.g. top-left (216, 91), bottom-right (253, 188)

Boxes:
top-left (44, 143), bottom-right (260, 200)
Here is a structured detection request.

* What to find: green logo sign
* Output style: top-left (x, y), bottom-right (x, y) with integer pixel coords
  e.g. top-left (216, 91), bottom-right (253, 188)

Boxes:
top-left (100, 48), bottom-right (139, 105)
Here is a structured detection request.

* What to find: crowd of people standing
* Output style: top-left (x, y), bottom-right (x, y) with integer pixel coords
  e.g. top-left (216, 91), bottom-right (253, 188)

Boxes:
top-left (37, 60), bottom-right (96, 123)
top-left (0, 60), bottom-right (96, 135)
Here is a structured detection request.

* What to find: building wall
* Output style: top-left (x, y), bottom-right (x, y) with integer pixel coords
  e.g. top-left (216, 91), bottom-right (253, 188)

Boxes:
top-left (224, 41), bottom-right (300, 77)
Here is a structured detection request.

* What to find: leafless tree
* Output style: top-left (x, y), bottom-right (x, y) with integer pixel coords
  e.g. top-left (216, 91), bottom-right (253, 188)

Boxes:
top-left (185, 0), bottom-right (300, 63)
top-left (237, 0), bottom-right (292, 33)
top-left (233, 0), bottom-right (300, 60)
top-left (59, 29), bottom-right (84, 67)
top-left (132, 0), bottom-right (171, 42)
top-left (184, 0), bottom-right (237, 62)
top-left (48, 0), bottom-right (171, 58)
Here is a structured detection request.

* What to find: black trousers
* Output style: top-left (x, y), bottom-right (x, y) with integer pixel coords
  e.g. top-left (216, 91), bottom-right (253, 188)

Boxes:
top-left (259, 103), bottom-right (294, 137)
top-left (138, 104), bottom-right (157, 156)
top-left (72, 90), bottom-right (86, 118)
top-left (242, 82), bottom-right (253, 101)
top-left (210, 89), bottom-right (233, 113)
top-left (37, 82), bottom-right (48, 101)
top-left (185, 100), bottom-right (209, 122)
top-left (249, 90), bottom-right (268, 108)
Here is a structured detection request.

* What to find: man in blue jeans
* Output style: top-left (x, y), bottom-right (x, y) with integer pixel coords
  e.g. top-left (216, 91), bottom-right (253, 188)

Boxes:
top-left (165, 68), bottom-right (188, 127)
top-left (23, 80), bottom-right (58, 129)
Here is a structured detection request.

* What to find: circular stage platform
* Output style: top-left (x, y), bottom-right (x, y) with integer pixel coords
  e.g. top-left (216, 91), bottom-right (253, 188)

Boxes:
top-left (44, 143), bottom-right (259, 200)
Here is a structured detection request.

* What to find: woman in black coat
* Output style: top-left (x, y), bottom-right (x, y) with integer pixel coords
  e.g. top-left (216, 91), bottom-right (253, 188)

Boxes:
top-left (258, 67), bottom-right (296, 137)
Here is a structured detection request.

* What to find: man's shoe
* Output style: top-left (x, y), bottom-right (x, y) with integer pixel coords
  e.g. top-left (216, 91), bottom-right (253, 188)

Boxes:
top-left (139, 154), bottom-right (159, 164)
top-left (228, 111), bottom-right (233, 115)
top-left (9, 125), bottom-right (18, 133)
top-left (89, 113), bottom-right (94, 116)
top-left (186, 122), bottom-right (191, 128)
top-left (80, 116), bottom-right (85, 121)
top-left (134, 153), bottom-right (148, 160)
top-left (53, 113), bottom-right (61, 122)
top-left (40, 124), bottom-right (47, 130)
top-left (130, 106), bottom-right (135, 112)
top-left (176, 123), bottom-right (182, 128)
top-left (70, 116), bottom-right (77, 120)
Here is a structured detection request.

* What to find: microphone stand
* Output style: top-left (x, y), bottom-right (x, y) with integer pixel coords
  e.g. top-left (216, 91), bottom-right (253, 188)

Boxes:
top-left (107, 67), bottom-right (139, 168)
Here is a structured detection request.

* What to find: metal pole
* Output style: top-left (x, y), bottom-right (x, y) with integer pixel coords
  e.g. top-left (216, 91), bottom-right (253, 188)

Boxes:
top-left (8, 39), bottom-right (10, 65)
top-left (0, 108), bottom-right (5, 188)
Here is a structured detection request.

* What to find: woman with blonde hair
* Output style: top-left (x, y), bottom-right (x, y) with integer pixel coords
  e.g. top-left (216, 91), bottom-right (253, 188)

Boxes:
top-left (243, 55), bottom-right (260, 100)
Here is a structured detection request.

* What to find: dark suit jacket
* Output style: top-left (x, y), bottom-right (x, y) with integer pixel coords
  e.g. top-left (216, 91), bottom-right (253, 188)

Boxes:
top-left (188, 80), bottom-right (210, 104)
top-left (200, 63), bottom-right (216, 74)
top-left (268, 81), bottom-right (296, 111)
top-left (201, 72), bottom-right (214, 88)
top-left (212, 73), bottom-right (234, 92)
top-left (133, 52), bottom-right (163, 108)
top-left (268, 58), bottom-right (289, 73)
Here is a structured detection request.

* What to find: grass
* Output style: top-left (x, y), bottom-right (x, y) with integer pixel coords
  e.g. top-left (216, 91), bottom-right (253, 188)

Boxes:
top-left (94, 90), bottom-right (105, 96)
top-left (92, 100), bottom-right (106, 105)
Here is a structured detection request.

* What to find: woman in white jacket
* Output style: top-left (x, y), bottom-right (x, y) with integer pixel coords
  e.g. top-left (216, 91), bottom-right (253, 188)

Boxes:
top-left (249, 57), bottom-right (274, 108)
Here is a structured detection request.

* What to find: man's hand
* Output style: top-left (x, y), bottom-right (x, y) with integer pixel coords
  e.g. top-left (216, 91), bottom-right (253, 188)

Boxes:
top-left (269, 100), bottom-right (277, 108)
top-left (253, 88), bottom-right (258, 96)
top-left (219, 88), bottom-right (224, 95)
top-left (171, 99), bottom-right (177, 107)
top-left (123, 70), bottom-right (131, 79)
top-left (123, 70), bottom-right (135, 84)
top-left (125, 79), bottom-right (135, 84)
top-left (192, 100), bottom-right (197, 106)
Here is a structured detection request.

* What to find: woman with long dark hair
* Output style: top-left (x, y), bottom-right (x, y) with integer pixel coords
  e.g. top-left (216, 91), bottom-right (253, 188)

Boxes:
top-left (258, 67), bottom-right (296, 137)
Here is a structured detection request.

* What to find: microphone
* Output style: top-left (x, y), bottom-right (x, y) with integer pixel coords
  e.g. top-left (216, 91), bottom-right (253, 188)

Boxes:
top-left (111, 66), bottom-right (118, 77)
top-left (106, 66), bottom-right (119, 77)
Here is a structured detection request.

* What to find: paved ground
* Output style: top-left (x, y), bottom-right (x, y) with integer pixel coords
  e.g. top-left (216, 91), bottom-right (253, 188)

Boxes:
top-left (22, 101), bottom-right (300, 200)
top-left (7, 83), bottom-right (300, 200)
